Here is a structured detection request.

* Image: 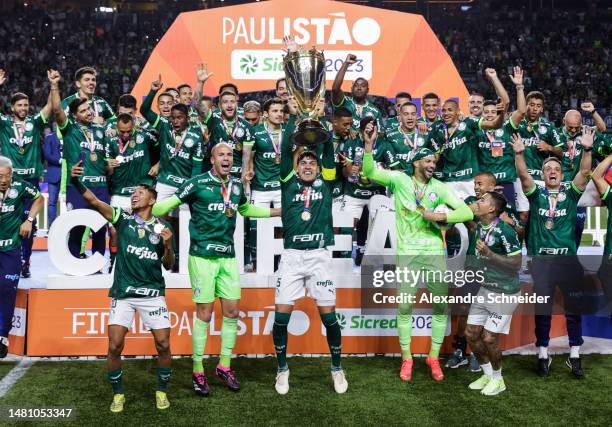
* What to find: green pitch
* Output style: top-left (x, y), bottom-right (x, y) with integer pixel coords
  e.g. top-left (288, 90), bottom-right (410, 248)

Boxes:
top-left (0, 356), bottom-right (610, 426)
top-left (0, 362), bottom-right (16, 380)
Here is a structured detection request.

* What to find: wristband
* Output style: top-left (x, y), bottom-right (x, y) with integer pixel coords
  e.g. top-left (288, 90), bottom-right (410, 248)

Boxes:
top-left (583, 147), bottom-right (593, 152)
top-left (515, 85), bottom-right (525, 90)
top-left (27, 216), bottom-right (34, 223)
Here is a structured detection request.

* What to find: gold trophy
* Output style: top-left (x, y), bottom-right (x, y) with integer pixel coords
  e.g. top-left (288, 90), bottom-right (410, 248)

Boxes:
top-left (283, 47), bottom-right (329, 145)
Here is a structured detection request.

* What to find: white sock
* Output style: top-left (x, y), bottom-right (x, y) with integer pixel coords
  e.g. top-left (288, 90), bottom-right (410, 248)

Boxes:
top-left (570, 346), bottom-right (580, 358)
top-left (538, 346), bottom-right (548, 359)
top-left (481, 362), bottom-right (493, 377)
top-left (491, 368), bottom-right (502, 380)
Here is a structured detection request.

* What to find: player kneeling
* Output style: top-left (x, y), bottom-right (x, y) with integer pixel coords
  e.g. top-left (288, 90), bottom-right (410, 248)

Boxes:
top-left (465, 191), bottom-right (522, 396)
top-left (71, 163), bottom-right (175, 412)
top-left (273, 113), bottom-right (347, 395)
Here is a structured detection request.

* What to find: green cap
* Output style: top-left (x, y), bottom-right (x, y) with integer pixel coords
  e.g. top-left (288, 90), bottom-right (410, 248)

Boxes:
top-left (411, 147), bottom-right (435, 164)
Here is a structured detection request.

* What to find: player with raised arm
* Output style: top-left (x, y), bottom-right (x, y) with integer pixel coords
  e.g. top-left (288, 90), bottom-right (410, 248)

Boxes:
top-left (0, 156), bottom-right (43, 358)
top-left (0, 69), bottom-right (52, 278)
top-left (152, 142), bottom-right (279, 396)
top-left (362, 124), bottom-right (473, 382)
top-left (510, 127), bottom-right (594, 378)
top-left (70, 162), bottom-right (174, 412)
top-left (272, 108), bottom-right (348, 395)
top-left (61, 66), bottom-right (114, 125)
top-left (465, 191), bottom-right (522, 396)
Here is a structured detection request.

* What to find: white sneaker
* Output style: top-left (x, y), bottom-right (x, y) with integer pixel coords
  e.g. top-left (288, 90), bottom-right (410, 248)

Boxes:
top-left (331, 369), bottom-right (348, 394)
top-left (275, 370), bottom-right (290, 395)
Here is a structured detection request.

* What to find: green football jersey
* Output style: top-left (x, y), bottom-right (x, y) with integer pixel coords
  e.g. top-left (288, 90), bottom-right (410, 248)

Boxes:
top-left (603, 187), bottom-right (612, 256)
top-left (176, 171), bottom-right (248, 258)
top-left (526, 182), bottom-right (582, 256)
top-left (105, 116), bottom-right (152, 132)
top-left (417, 116), bottom-right (441, 126)
top-left (467, 219), bottom-right (522, 293)
top-left (213, 106), bottom-right (244, 118)
top-left (385, 125), bottom-right (430, 174)
top-left (343, 136), bottom-right (398, 199)
top-left (428, 119), bottom-right (480, 182)
top-left (105, 128), bottom-right (157, 196)
top-left (0, 113), bottom-right (47, 180)
top-left (552, 128), bottom-right (608, 181)
top-left (0, 178), bottom-right (40, 252)
top-left (60, 120), bottom-right (108, 188)
top-left (246, 122), bottom-right (284, 192)
top-left (516, 118), bottom-right (556, 180)
top-left (61, 93), bottom-right (114, 122)
top-left (331, 136), bottom-right (346, 198)
top-left (332, 95), bottom-right (382, 131)
top-left (109, 207), bottom-right (170, 299)
top-left (476, 119), bottom-right (518, 184)
top-left (206, 114), bottom-right (254, 178)
top-left (594, 132), bottom-right (612, 160)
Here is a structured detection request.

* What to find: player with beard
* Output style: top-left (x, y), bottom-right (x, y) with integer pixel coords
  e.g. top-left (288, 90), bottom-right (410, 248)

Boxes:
top-left (0, 156), bottom-right (43, 358)
top-left (386, 101), bottom-right (430, 174)
top-left (465, 191), bottom-right (522, 396)
top-left (242, 98), bottom-right (285, 271)
top-left (242, 101), bottom-right (262, 128)
top-left (272, 110), bottom-right (348, 395)
top-left (165, 88), bottom-right (180, 105)
top-left (61, 67), bottom-right (114, 125)
top-left (52, 70), bottom-right (111, 261)
top-left (105, 94), bottom-right (152, 133)
top-left (70, 163), bottom-right (175, 411)
top-left (152, 142), bottom-right (280, 395)
top-left (382, 92), bottom-right (412, 135)
top-left (510, 128), bottom-right (594, 379)
top-left (362, 125), bottom-right (473, 382)
top-left (275, 78), bottom-right (289, 101)
top-left (0, 69), bottom-right (52, 277)
top-left (332, 54), bottom-right (383, 131)
top-left (467, 93), bottom-right (485, 122)
top-left (204, 91), bottom-right (254, 178)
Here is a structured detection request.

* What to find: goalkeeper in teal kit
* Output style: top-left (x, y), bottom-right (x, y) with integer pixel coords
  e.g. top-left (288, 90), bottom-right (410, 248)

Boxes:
top-left (362, 123), bottom-right (473, 382)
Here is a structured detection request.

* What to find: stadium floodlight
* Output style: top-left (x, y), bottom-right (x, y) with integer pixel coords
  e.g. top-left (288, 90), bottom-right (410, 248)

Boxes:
top-left (96, 6), bottom-right (114, 13)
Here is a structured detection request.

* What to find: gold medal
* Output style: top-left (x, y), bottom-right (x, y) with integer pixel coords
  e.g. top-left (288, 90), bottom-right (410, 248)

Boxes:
top-left (137, 228), bottom-right (146, 239)
top-left (90, 153), bottom-right (98, 162)
top-left (225, 207), bottom-right (235, 218)
top-left (19, 147), bottom-right (24, 154)
top-left (545, 219), bottom-right (554, 230)
top-left (130, 141), bottom-right (136, 148)
top-left (301, 211), bottom-right (311, 221)
top-left (235, 143), bottom-right (243, 152)
top-left (274, 155), bottom-right (281, 165)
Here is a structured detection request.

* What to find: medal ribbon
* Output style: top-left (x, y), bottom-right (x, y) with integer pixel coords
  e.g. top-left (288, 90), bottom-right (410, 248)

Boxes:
top-left (12, 120), bottom-right (25, 149)
top-left (479, 218), bottom-right (500, 245)
top-left (222, 117), bottom-right (239, 142)
top-left (399, 125), bottom-right (418, 150)
top-left (412, 177), bottom-right (428, 208)
top-left (117, 133), bottom-right (132, 155)
top-left (80, 125), bottom-right (95, 154)
top-left (265, 123), bottom-right (282, 157)
top-left (220, 177), bottom-right (234, 211)
top-left (544, 189), bottom-right (558, 224)
top-left (133, 214), bottom-right (160, 234)
top-left (171, 129), bottom-right (188, 157)
top-left (302, 185), bottom-right (312, 215)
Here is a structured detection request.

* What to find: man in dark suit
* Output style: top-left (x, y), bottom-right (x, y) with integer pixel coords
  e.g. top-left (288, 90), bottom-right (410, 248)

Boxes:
top-left (43, 126), bottom-right (62, 226)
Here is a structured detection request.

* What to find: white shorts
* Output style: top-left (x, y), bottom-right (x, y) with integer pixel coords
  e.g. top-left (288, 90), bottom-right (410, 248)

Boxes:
top-left (110, 195), bottom-right (132, 211)
top-left (109, 296), bottom-right (171, 330)
top-left (275, 248), bottom-right (335, 306)
top-left (251, 189), bottom-right (281, 208)
top-left (340, 195), bottom-right (369, 220)
top-left (467, 288), bottom-right (520, 334)
top-left (514, 179), bottom-right (544, 213)
top-left (446, 180), bottom-right (476, 200)
top-left (156, 182), bottom-right (188, 217)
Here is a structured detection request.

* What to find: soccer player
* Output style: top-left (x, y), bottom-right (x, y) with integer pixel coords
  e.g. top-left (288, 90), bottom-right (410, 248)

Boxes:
top-left (382, 92), bottom-right (412, 134)
top-left (157, 92), bottom-right (175, 119)
top-left (467, 93), bottom-right (485, 121)
top-left (61, 67), bottom-right (114, 125)
top-left (341, 117), bottom-right (398, 263)
top-left (70, 163), bottom-right (174, 412)
top-left (242, 100), bottom-right (262, 127)
top-left (0, 156), bottom-right (43, 358)
top-left (105, 113), bottom-right (158, 268)
top-left (178, 84), bottom-right (194, 106)
top-left (0, 69), bottom-right (53, 277)
top-left (426, 69), bottom-right (506, 199)
top-left (272, 111), bottom-right (348, 395)
top-left (332, 54), bottom-right (383, 131)
top-left (362, 125), bottom-right (473, 382)
top-left (275, 77), bottom-right (289, 101)
top-left (242, 98), bottom-right (284, 271)
top-left (165, 88), bottom-right (180, 105)
top-left (105, 94), bottom-right (151, 132)
top-left (465, 191), bottom-right (522, 396)
top-left (418, 92), bottom-right (441, 128)
top-left (385, 101), bottom-right (429, 174)
top-left (204, 91), bottom-right (254, 179)
top-left (476, 66), bottom-right (526, 205)
top-left (510, 128), bottom-right (594, 378)
top-left (329, 107), bottom-right (353, 201)
top-left (51, 70), bottom-right (110, 259)
top-left (152, 142), bottom-right (279, 395)
top-left (592, 154), bottom-right (612, 312)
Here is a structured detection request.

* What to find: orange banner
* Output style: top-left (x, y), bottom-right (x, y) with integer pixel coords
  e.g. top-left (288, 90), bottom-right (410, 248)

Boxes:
top-left (131, 0), bottom-right (468, 111)
top-left (26, 288), bottom-right (564, 356)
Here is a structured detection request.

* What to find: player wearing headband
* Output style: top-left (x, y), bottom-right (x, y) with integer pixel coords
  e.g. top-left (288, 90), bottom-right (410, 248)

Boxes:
top-left (152, 141), bottom-right (280, 396)
top-left (272, 111), bottom-right (348, 395)
top-left (362, 127), bottom-right (473, 383)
